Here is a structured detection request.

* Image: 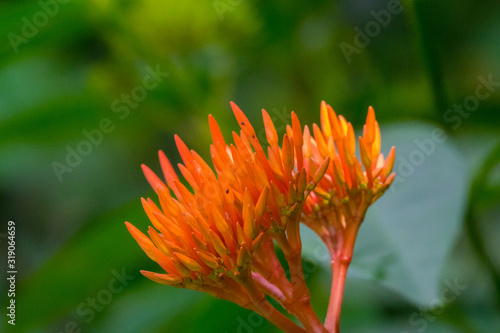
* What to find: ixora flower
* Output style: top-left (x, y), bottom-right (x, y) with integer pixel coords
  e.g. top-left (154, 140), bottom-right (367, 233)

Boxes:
top-left (125, 101), bottom-right (395, 333)
top-left (298, 101), bottom-right (395, 332)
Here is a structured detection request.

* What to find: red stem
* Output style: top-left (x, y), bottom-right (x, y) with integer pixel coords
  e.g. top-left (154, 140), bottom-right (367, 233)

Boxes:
top-left (277, 222), bottom-right (328, 333)
top-left (324, 223), bottom-right (360, 332)
top-left (253, 301), bottom-right (307, 333)
top-left (252, 271), bottom-right (287, 305)
top-left (241, 273), bottom-right (306, 333)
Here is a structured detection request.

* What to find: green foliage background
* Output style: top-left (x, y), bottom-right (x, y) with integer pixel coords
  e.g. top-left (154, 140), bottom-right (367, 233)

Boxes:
top-left (1, 0), bottom-right (499, 332)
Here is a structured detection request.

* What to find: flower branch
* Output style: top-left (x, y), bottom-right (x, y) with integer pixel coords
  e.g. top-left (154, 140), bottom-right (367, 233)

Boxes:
top-left (125, 101), bottom-right (395, 332)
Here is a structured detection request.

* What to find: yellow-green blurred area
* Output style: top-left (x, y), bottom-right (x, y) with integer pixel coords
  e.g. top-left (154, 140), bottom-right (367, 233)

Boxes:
top-left (1, 0), bottom-right (500, 332)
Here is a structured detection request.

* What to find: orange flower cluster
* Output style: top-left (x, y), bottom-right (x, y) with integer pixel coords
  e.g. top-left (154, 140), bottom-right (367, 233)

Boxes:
top-left (125, 101), bottom-right (395, 333)
top-left (300, 101), bottom-right (395, 242)
top-left (126, 102), bottom-right (333, 332)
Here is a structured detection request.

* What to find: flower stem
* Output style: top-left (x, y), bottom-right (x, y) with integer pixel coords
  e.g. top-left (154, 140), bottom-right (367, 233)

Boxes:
top-left (324, 222), bottom-right (360, 332)
top-left (277, 229), bottom-right (328, 333)
top-left (325, 257), bottom-right (349, 332)
top-left (286, 250), bottom-right (328, 332)
top-left (240, 273), bottom-right (306, 333)
top-left (253, 301), bottom-right (307, 333)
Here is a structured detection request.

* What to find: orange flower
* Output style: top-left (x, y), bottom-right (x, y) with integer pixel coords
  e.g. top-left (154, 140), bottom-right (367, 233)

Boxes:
top-left (209, 102), bottom-right (329, 233)
top-left (299, 101), bottom-right (395, 237)
top-left (125, 102), bottom-right (330, 332)
top-left (125, 141), bottom-right (268, 308)
top-left (292, 101), bottom-right (395, 332)
top-left (124, 101), bottom-right (394, 333)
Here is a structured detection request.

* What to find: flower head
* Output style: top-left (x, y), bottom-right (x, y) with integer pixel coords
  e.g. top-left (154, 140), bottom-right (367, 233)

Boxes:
top-left (125, 143), bottom-right (267, 307)
top-left (125, 102), bottom-right (327, 309)
top-left (125, 101), bottom-right (395, 332)
top-left (299, 101), bottom-right (395, 248)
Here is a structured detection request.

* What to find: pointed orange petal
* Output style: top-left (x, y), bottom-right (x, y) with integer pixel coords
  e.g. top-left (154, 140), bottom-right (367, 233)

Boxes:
top-left (320, 101), bottom-right (332, 138)
top-left (232, 134), bottom-right (253, 170)
top-left (269, 181), bottom-right (285, 208)
top-left (282, 135), bottom-right (294, 181)
top-left (385, 172), bottom-right (396, 186)
top-left (267, 147), bottom-right (285, 180)
top-left (173, 180), bottom-right (196, 206)
top-left (230, 101), bottom-right (257, 138)
top-left (327, 104), bottom-right (344, 140)
top-left (193, 212), bottom-right (212, 243)
top-left (312, 156), bottom-right (330, 186)
top-left (286, 124), bottom-right (293, 139)
top-left (141, 198), bottom-right (165, 232)
top-left (291, 111), bottom-right (304, 170)
top-left (254, 186), bottom-right (269, 221)
top-left (125, 222), bottom-right (158, 262)
top-left (251, 232), bottom-right (264, 249)
top-left (372, 121), bottom-right (381, 163)
top-left (173, 252), bottom-right (203, 272)
top-left (353, 156), bottom-right (366, 186)
top-left (156, 249), bottom-right (184, 275)
top-left (359, 136), bottom-right (372, 169)
top-left (191, 150), bottom-right (215, 178)
top-left (146, 197), bottom-right (162, 214)
top-left (236, 246), bottom-right (251, 267)
top-left (191, 231), bottom-right (208, 251)
top-left (287, 181), bottom-right (297, 204)
top-left (178, 164), bottom-right (199, 191)
top-left (303, 125), bottom-right (312, 159)
top-left (234, 222), bottom-right (246, 247)
top-left (338, 115), bottom-right (348, 135)
top-left (375, 153), bottom-right (385, 169)
top-left (183, 211), bottom-right (201, 230)
top-left (297, 168), bottom-right (307, 195)
top-left (312, 123), bottom-right (328, 157)
top-left (236, 130), bottom-right (253, 156)
top-left (313, 187), bottom-right (330, 199)
top-left (254, 149), bottom-right (275, 183)
top-left (169, 256), bottom-right (193, 277)
top-left (158, 150), bottom-right (179, 191)
top-left (148, 227), bottom-right (171, 256)
top-left (327, 137), bottom-right (337, 160)
top-left (209, 230), bottom-right (227, 257)
top-left (174, 135), bottom-right (194, 170)
top-left (243, 196), bottom-right (256, 241)
top-left (332, 157), bottom-right (345, 186)
top-left (197, 251), bottom-right (219, 269)
top-left (262, 109), bottom-right (279, 147)
top-left (158, 187), bottom-right (180, 217)
top-left (141, 271), bottom-right (183, 285)
top-left (153, 212), bottom-right (185, 241)
top-left (342, 138), bottom-right (354, 166)
top-left (253, 158), bottom-right (271, 190)
top-left (382, 146), bottom-right (396, 178)
top-left (346, 123), bottom-right (356, 155)
top-left (211, 206), bottom-right (230, 236)
top-left (210, 145), bottom-right (226, 174)
top-left (208, 114), bottom-right (226, 147)
top-left (364, 106), bottom-right (376, 144)
top-left (141, 164), bottom-right (167, 193)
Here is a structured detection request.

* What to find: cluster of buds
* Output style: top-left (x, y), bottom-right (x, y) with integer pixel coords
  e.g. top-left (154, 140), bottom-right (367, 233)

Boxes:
top-left (125, 101), bottom-right (395, 333)
top-left (297, 102), bottom-right (395, 331)
top-left (302, 101), bottom-right (395, 231)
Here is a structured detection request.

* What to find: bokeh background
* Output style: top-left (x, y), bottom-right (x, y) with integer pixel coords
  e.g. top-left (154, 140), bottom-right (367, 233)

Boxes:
top-left (1, 0), bottom-right (500, 332)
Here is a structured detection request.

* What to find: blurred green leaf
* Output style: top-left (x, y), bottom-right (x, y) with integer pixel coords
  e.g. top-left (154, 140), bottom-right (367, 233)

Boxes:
top-left (16, 201), bottom-right (150, 331)
top-left (95, 283), bottom-right (280, 333)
